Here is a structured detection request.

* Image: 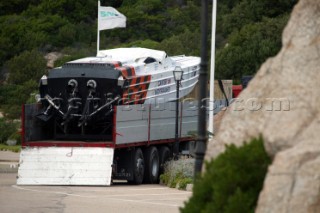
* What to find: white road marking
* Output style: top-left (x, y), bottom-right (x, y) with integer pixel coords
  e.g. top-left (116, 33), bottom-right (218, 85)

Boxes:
top-left (103, 192), bottom-right (191, 198)
top-left (81, 187), bottom-right (169, 192)
top-left (138, 197), bottom-right (187, 201)
top-left (11, 185), bottom-right (190, 208)
top-left (116, 187), bottom-right (169, 191)
top-left (108, 197), bottom-right (180, 207)
top-left (12, 185), bottom-right (96, 198)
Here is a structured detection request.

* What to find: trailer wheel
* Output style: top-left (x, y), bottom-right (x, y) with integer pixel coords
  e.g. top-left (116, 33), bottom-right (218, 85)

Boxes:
top-left (159, 146), bottom-right (171, 176)
top-left (130, 148), bottom-right (144, 185)
top-left (144, 146), bottom-right (159, 184)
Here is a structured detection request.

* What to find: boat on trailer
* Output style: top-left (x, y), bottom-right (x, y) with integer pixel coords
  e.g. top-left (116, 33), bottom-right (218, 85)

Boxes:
top-left (79, 47), bottom-right (199, 104)
top-left (19, 47), bottom-right (201, 185)
top-left (38, 47), bottom-right (200, 139)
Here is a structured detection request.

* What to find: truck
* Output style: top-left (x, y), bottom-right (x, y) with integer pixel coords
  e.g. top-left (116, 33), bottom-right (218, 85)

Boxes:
top-left (17, 48), bottom-right (201, 185)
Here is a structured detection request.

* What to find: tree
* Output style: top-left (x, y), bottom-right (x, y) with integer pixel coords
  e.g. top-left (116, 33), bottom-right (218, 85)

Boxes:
top-left (0, 80), bottom-right (38, 119)
top-left (159, 29), bottom-right (200, 56)
top-left (219, 0), bottom-right (297, 35)
top-left (7, 49), bottom-right (47, 85)
top-left (0, 0), bottom-right (41, 15)
top-left (215, 15), bottom-right (289, 80)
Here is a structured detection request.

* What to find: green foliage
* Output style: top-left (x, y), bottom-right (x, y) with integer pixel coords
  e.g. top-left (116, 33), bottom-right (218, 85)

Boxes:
top-left (159, 29), bottom-right (200, 56)
top-left (23, 0), bottom-right (97, 23)
top-left (0, 0), bottom-right (202, 67)
top-left (0, 80), bottom-right (38, 119)
top-left (214, 0), bottom-right (297, 80)
top-left (169, 172), bottom-right (182, 188)
top-left (119, 39), bottom-right (160, 49)
top-left (0, 117), bottom-right (19, 144)
top-left (160, 158), bottom-right (194, 190)
top-left (112, 0), bottom-right (200, 45)
top-left (8, 131), bottom-right (22, 145)
top-left (0, 0), bottom-right (41, 15)
top-left (2, 49), bottom-right (43, 118)
top-left (181, 137), bottom-right (271, 213)
top-left (215, 15), bottom-right (290, 80)
top-left (7, 49), bottom-right (46, 85)
top-left (219, 0), bottom-right (297, 36)
top-left (178, 177), bottom-right (193, 190)
top-left (0, 144), bottom-right (21, 152)
top-left (0, 0), bottom-right (298, 120)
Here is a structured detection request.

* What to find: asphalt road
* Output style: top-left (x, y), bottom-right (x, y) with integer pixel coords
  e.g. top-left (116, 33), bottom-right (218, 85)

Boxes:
top-left (0, 173), bottom-right (191, 213)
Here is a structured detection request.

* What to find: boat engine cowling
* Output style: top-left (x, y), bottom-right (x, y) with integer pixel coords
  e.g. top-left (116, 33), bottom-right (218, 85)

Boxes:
top-left (38, 62), bottom-right (124, 140)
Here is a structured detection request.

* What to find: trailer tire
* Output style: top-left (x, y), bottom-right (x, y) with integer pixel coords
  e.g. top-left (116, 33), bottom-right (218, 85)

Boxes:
top-left (159, 146), bottom-right (171, 176)
top-left (130, 148), bottom-right (144, 185)
top-left (144, 146), bottom-right (159, 184)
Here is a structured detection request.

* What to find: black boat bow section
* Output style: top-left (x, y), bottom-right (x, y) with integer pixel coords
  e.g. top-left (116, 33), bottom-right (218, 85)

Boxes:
top-left (44, 95), bottom-right (64, 116)
top-left (37, 61), bottom-right (125, 139)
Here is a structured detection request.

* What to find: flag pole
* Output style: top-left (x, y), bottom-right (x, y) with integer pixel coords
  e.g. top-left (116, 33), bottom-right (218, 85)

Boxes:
top-left (97, 0), bottom-right (100, 55)
top-left (208, 0), bottom-right (217, 136)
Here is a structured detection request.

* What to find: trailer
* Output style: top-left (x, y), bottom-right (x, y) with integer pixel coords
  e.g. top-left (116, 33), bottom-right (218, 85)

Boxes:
top-left (16, 48), bottom-right (229, 186)
top-left (17, 101), bottom-right (198, 185)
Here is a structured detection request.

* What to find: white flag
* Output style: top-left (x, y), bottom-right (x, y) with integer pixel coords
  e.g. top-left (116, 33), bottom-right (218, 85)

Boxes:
top-left (98, 6), bottom-right (126, 31)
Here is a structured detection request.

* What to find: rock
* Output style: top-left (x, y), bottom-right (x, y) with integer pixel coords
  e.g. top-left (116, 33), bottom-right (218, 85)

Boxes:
top-left (186, 183), bottom-right (193, 192)
top-left (205, 0), bottom-right (320, 212)
top-left (6, 139), bottom-right (17, 146)
top-left (257, 139), bottom-right (320, 213)
top-left (213, 107), bottom-right (227, 134)
top-left (44, 52), bottom-right (64, 68)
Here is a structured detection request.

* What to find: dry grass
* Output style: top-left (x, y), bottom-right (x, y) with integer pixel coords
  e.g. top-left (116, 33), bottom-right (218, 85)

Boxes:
top-left (0, 144), bottom-right (21, 153)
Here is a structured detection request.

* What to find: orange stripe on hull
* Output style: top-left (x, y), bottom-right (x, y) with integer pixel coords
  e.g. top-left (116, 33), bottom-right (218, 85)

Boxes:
top-left (116, 65), bottom-right (151, 104)
top-left (122, 75), bottom-right (151, 104)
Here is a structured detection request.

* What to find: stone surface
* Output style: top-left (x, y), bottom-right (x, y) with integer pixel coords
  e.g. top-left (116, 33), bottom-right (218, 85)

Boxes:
top-left (44, 52), bottom-right (64, 68)
top-left (257, 139), bottom-right (320, 213)
top-left (213, 107), bottom-right (226, 134)
top-left (186, 184), bottom-right (193, 192)
top-left (205, 0), bottom-right (320, 212)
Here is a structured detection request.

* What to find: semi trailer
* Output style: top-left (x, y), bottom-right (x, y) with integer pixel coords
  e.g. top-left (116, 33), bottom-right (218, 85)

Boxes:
top-left (17, 48), bottom-right (201, 185)
top-left (18, 101), bottom-right (198, 185)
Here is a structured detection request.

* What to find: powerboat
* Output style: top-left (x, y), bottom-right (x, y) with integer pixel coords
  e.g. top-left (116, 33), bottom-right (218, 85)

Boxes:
top-left (37, 47), bottom-right (200, 137)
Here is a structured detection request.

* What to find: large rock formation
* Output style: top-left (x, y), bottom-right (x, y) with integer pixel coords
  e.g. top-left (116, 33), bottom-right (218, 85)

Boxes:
top-left (205, 0), bottom-right (320, 212)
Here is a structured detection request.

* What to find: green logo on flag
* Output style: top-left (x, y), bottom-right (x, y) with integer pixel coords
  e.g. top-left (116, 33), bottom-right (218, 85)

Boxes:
top-left (101, 11), bottom-right (119, 17)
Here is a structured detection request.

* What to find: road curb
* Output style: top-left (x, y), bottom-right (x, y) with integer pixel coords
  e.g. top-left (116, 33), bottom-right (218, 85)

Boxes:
top-left (0, 162), bottom-right (19, 173)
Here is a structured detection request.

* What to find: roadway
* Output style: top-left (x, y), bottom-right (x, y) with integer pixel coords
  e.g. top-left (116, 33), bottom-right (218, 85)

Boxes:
top-left (0, 173), bottom-right (191, 213)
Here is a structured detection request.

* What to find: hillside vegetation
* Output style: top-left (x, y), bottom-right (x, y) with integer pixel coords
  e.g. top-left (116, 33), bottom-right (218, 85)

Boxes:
top-left (0, 0), bottom-right (297, 119)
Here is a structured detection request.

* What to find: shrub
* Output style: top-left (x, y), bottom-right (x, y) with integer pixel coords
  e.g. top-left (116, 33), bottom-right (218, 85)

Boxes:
top-left (181, 137), bottom-right (271, 213)
top-left (6, 49), bottom-right (47, 85)
top-left (159, 29), bottom-right (200, 56)
top-left (0, 117), bottom-right (19, 144)
top-left (8, 131), bottom-right (21, 145)
top-left (178, 177), bottom-right (193, 190)
top-left (0, 80), bottom-right (38, 119)
top-left (120, 39), bottom-right (160, 49)
top-left (160, 157), bottom-right (194, 190)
